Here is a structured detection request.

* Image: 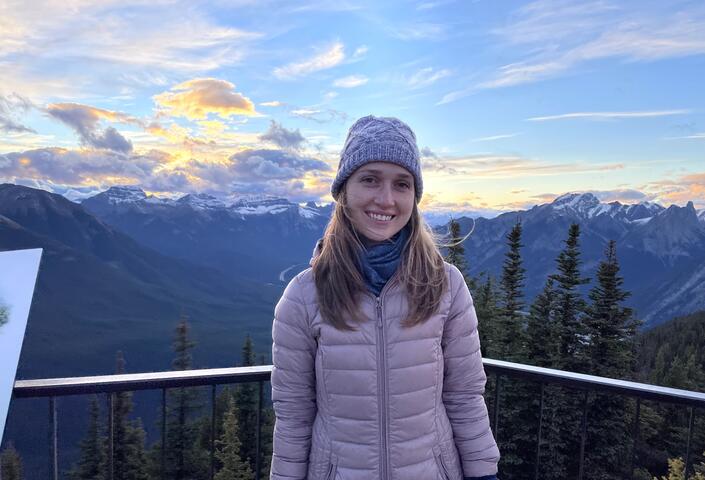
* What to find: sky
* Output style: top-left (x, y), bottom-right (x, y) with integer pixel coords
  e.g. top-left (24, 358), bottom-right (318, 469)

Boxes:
top-left (0, 0), bottom-right (704, 215)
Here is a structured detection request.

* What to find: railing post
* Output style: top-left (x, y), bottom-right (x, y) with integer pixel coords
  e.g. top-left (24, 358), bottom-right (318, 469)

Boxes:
top-left (256, 380), bottom-right (263, 480)
top-left (49, 396), bottom-right (58, 480)
top-left (578, 390), bottom-right (588, 480)
top-left (107, 393), bottom-right (114, 480)
top-left (493, 373), bottom-right (501, 440)
top-left (161, 388), bottom-right (167, 480)
top-left (684, 406), bottom-right (695, 480)
top-left (630, 398), bottom-right (641, 479)
top-left (534, 383), bottom-right (545, 480)
top-left (211, 384), bottom-right (216, 480)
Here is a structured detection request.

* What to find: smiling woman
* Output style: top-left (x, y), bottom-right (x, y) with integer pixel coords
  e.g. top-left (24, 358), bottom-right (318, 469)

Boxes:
top-left (269, 115), bottom-right (500, 480)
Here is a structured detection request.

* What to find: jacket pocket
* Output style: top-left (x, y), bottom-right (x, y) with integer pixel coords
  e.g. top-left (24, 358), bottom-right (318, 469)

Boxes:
top-left (434, 449), bottom-right (451, 480)
top-left (323, 455), bottom-right (338, 480)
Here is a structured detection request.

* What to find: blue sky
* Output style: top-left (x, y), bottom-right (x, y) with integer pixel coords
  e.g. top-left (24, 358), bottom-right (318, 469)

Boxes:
top-left (1, 0), bottom-right (703, 214)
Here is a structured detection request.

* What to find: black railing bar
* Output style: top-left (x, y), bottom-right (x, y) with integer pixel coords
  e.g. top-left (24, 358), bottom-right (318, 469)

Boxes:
top-left (161, 388), bottom-right (166, 480)
top-left (256, 380), bottom-right (263, 480)
top-left (49, 396), bottom-right (58, 480)
top-left (108, 393), bottom-right (114, 480)
top-left (492, 373), bottom-right (500, 438)
top-left (483, 359), bottom-right (705, 407)
top-left (210, 384), bottom-right (216, 480)
top-left (13, 366), bottom-right (272, 397)
top-left (534, 383), bottom-right (544, 480)
top-left (630, 397), bottom-right (641, 479)
top-left (684, 406), bottom-right (695, 480)
top-left (578, 390), bottom-right (588, 480)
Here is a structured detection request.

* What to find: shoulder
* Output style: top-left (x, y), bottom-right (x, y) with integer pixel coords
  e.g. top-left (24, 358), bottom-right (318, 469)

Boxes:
top-left (280, 267), bottom-right (317, 307)
top-left (443, 261), bottom-right (466, 292)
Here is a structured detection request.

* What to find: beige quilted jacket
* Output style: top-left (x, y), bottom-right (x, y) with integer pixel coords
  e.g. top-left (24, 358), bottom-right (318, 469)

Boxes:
top-left (270, 262), bottom-right (500, 479)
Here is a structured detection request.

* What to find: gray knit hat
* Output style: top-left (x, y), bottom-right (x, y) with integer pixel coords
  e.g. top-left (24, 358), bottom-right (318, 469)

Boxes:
top-left (331, 115), bottom-right (422, 202)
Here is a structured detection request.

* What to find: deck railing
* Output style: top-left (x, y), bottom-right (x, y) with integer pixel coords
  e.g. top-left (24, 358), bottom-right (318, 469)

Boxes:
top-left (12, 360), bottom-right (705, 480)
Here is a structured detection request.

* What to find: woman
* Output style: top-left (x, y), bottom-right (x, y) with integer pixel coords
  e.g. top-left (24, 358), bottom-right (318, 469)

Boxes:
top-left (270, 116), bottom-right (499, 480)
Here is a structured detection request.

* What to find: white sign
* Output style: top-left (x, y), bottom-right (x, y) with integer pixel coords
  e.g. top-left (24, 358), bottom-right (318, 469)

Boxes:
top-left (0, 248), bottom-right (42, 442)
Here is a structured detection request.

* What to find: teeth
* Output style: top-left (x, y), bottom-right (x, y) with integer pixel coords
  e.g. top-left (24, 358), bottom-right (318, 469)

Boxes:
top-left (368, 212), bottom-right (393, 221)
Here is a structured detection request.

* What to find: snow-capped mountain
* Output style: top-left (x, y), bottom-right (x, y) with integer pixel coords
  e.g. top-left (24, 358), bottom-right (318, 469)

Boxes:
top-left (81, 186), bottom-right (332, 283)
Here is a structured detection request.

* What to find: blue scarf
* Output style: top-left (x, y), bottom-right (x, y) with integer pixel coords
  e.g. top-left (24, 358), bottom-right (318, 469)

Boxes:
top-left (357, 225), bottom-right (410, 297)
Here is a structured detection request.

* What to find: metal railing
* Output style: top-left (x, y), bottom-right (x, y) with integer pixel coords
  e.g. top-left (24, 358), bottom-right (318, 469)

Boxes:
top-left (12, 360), bottom-right (705, 480)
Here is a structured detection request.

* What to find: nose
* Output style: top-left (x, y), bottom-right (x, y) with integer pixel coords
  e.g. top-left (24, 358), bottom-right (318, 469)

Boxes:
top-left (375, 183), bottom-right (394, 207)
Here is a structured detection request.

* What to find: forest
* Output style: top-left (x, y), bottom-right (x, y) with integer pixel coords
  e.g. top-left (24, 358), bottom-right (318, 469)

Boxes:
top-left (1, 221), bottom-right (704, 480)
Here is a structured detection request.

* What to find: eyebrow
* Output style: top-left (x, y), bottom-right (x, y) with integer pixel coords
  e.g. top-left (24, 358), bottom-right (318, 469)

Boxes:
top-left (358, 168), bottom-right (413, 180)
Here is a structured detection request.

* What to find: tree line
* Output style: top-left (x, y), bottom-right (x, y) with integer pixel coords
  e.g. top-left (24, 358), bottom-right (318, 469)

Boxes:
top-left (444, 218), bottom-right (704, 480)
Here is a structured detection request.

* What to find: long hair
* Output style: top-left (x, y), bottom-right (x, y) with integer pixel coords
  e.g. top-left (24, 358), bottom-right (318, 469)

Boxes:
top-left (312, 190), bottom-right (447, 330)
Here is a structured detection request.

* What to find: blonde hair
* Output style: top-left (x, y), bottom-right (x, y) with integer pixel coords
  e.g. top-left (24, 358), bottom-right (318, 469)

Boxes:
top-left (312, 190), bottom-right (447, 331)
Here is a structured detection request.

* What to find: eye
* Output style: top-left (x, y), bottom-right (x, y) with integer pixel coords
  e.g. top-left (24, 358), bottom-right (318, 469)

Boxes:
top-left (396, 181), bottom-right (411, 189)
top-left (360, 176), bottom-right (377, 184)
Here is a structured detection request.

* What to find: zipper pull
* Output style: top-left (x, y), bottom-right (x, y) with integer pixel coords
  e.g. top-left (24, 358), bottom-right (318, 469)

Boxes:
top-left (376, 297), bottom-right (382, 328)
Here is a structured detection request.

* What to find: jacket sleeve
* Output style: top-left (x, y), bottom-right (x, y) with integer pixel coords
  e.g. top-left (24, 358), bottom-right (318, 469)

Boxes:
top-left (270, 275), bottom-right (317, 480)
top-left (442, 265), bottom-right (500, 477)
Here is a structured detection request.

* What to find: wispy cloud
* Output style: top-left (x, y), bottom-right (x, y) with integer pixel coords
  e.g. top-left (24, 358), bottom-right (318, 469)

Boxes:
top-left (273, 41), bottom-right (346, 79)
top-left (332, 75), bottom-right (368, 88)
top-left (0, 93), bottom-right (35, 133)
top-left (153, 78), bottom-right (257, 120)
top-left (260, 101), bottom-right (283, 107)
top-left (470, 133), bottom-right (521, 142)
top-left (407, 67), bottom-right (451, 89)
top-left (527, 110), bottom-right (690, 121)
top-left (390, 23), bottom-right (448, 41)
top-left (259, 121), bottom-right (306, 150)
top-left (439, 1), bottom-right (705, 101)
top-left (665, 132), bottom-right (705, 140)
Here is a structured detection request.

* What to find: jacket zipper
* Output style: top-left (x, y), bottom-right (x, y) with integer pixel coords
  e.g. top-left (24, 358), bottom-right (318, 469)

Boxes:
top-left (376, 295), bottom-right (388, 480)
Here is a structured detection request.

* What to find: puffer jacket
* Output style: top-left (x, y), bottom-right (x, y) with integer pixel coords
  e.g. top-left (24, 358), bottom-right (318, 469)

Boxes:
top-left (270, 262), bottom-right (500, 479)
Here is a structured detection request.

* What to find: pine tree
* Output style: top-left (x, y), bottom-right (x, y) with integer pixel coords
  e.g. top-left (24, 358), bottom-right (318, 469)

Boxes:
top-left (69, 396), bottom-right (106, 480)
top-left (526, 278), bottom-right (558, 367)
top-left (473, 272), bottom-right (500, 359)
top-left (497, 220), bottom-right (526, 361)
top-left (112, 351), bottom-right (149, 480)
top-left (550, 223), bottom-right (590, 372)
top-left (164, 316), bottom-right (208, 480)
top-left (444, 218), bottom-right (470, 284)
top-left (0, 442), bottom-right (23, 480)
top-left (235, 334), bottom-right (259, 476)
top-left (215, 397), bottom-right (254, 480)
top-left (582, 240), bottom-right (639, 480)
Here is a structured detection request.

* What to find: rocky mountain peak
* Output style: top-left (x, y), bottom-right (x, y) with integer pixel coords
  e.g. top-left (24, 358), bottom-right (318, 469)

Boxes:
top-left (102, 185), bottom-right (147, 204)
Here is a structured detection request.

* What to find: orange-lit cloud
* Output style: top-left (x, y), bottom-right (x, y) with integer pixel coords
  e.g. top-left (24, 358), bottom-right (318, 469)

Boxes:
top-left (153, 78), bottom-right (257, 120)
top-left (645, 172), bottom-right (705, 208)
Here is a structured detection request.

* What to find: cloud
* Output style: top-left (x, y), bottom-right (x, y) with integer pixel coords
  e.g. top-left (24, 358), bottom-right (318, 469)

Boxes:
top-left (228, 149), bottom-right (330, 181)
top-left (332, 75), bottom-right (368, 88)
top-left (352, 45), bottom-right (368, 59)
top-left (259, 121), bottom-right (306, 150)
top-left (470, 133), bottom-right (521, 142)
top-left (260, 101), bottom-right (283, 107)
top-left (0, 148), bottom-right (161, 184)
top-left (46, 103), bottom-right (136, 153)
top-left (422, 153), bottom-right (624, 179)
top-left (665, 132), bottom-right (705, 140)
top-left (289, 108), bottom-right (348, 123)
top-left (273, 41), bottom-right (346, 79)
top-left (421, 147), bottom-right (438, 158)
top-left (436, 1), bottom-right (705, 102)
top-left (390, 23), bottom-right (448, 41)
top-left (527, 110), bottom-right (690, 122)
top-left (589, 188), bottom-right (651, 203)
top-left (644, 172), bottom-right (705, 208)
top-left (407, 67), bottom-right (451, 89)
top-left (154, 78), bottom-right (257, 120)
top-left (0, 93), bottom-right (35, 133)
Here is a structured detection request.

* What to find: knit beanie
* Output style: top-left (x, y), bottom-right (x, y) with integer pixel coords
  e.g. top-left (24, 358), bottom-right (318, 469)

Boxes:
top-left (331, 115), bottom-right (423, 202)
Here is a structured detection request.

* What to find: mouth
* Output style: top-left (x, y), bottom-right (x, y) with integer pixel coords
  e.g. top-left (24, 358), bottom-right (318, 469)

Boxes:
top-left (366, 211), bottom-right (395, 222)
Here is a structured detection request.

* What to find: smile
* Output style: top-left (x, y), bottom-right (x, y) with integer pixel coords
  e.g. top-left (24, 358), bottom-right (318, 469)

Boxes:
top-left (367, 212), bottom-right (394, 221)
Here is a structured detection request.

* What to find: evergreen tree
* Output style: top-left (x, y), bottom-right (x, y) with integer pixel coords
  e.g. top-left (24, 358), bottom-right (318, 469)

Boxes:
top-left (473, 272), bottom-right (500, 359)
top-left (582, 240), bottom-right (639, 480)
top-left (0, 442), bottom-right (23, 480)
top-left (235, 334), bottom-right (259, 476)
top-left (497, 220), bottom-right (526, 361)
top-left (215, 397), bottom-right (254, 480)
top-left (112, 351), bottom-right (149, 480)
top-left (550, 223), bottom-right (590, 372)
top-left (444, 218), bottom-right (471, 284)
top-left (164, 316), bottom-right (208, 480)
top-left (526, 278), bottom-right (558, 367)
top-left (69, 396), bottom-right (106, 480)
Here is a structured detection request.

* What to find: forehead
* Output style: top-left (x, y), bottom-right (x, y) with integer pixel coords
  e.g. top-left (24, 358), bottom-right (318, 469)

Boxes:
top-left (352, 162), bottom-right (412, 178)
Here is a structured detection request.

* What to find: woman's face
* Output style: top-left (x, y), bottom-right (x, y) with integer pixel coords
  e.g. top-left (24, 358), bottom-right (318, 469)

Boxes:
top-left (344, 161), bottom-right (415, 243)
